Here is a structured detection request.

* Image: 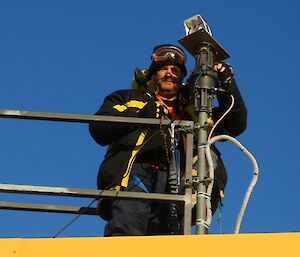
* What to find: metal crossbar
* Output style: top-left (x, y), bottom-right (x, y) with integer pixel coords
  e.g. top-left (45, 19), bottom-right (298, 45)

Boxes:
top-left (0, 109), bottom-right (193, 127)
top-left (0, 201), bottom-right (98, 215)
top-left (0, 109), bottom-right (194, 234)
top-left (0, 183), bottom-right (187, 202)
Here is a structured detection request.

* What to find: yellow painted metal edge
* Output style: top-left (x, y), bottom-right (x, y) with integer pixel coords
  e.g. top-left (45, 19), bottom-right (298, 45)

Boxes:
top-left (1, 233), bottom-right (299, 257)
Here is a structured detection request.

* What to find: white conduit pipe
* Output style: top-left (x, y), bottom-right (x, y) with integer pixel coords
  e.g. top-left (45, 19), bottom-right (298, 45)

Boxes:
top-left (205, 134), bottom-right (259, 233)
top-left (204, 150), bottom-right (214, 229)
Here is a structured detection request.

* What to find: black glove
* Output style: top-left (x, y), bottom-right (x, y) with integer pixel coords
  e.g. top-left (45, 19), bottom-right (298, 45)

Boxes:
top-left (213, 62), bottom-right (234, 88)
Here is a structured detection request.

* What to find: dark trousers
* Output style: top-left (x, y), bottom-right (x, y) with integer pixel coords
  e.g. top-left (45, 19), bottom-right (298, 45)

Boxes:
top-left (103, 154), bottom-right (226, 236)
top-left (104, 162), bottom-right (175, 236)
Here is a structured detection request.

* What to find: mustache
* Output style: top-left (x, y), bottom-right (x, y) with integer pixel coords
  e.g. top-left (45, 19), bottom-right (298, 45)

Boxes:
top-left (158, 77), bottom-right (177, 82)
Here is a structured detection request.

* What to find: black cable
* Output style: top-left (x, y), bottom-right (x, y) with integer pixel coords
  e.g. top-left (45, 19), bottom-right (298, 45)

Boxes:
top-left (52, 196), bottom-right (100, 238)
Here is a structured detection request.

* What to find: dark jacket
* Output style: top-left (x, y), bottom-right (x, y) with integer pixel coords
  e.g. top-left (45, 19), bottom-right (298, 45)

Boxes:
top-left (89, 80), bottom-right (247, 193)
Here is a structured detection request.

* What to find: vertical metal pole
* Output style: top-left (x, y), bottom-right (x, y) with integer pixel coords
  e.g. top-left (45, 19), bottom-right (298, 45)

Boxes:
top-left (183, 131), bottom-right (194, 235)
top-left (194, 46), bottom-right (217, 234)
top-left (196, 92), bottom-right (209, 234)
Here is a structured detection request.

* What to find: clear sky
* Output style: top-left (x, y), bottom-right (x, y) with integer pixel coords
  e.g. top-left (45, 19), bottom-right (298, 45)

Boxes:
top-left (0, 0), bottom-right (299, 238)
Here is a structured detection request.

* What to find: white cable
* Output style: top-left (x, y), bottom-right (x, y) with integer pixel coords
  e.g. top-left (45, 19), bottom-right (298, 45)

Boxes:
top-left (205, 135), bottom-right (259, 233)
top-left (204, 148), bottom-right (215, 228)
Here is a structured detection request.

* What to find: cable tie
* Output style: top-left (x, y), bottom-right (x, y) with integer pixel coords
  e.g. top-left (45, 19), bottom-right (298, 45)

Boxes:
top-left (196, 219), bottom-right (209, 229)
top-left (197, 191), bottom-right (211, 199)
top-left (198, 143), bottom-right (208, 149)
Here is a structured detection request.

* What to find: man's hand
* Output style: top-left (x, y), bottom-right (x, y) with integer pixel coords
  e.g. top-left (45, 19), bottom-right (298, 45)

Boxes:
top-left (213, 62), bottom-right (234, 87)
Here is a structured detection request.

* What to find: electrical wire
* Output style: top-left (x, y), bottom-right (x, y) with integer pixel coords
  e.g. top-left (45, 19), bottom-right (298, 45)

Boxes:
top-left (205, 135), bottom-right (259, 233)
top-left (208, 94), bottom-right (235, 140)
top-left (52, 196), bottom-right (100, 238)
top-left (217, 205), bottom-right (223, 234)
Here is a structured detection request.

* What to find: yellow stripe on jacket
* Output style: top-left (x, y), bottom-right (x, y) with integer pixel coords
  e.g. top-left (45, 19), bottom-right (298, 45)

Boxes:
top-left (113, 100), bottom-right (147, 112)
top-left (120, 130), bottom-right (147, 188)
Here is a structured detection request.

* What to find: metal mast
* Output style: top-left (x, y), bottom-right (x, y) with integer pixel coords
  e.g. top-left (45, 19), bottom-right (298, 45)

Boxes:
top-left (179, 15), bottom-right (229, 234)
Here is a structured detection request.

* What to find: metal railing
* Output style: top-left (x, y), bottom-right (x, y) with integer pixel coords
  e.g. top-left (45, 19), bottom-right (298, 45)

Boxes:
top-left (0, 109), bottom-right (195, 235)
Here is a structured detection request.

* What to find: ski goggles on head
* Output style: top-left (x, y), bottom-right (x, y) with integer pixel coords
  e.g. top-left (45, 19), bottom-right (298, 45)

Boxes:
top-left (151, 45), bottom-right (186, 65)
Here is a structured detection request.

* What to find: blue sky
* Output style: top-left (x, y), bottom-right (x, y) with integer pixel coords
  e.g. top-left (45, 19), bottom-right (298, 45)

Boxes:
top-left (0, 1), bottom-right (299, 238)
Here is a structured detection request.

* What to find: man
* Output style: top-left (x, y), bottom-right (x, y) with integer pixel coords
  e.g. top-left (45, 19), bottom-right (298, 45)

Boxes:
top-left (89, 44), bottom-right (247, 236)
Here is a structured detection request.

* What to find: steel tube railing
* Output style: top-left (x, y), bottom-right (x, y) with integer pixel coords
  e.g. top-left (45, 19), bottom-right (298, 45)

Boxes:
top-left (0, 109), bottom-right (194, 234)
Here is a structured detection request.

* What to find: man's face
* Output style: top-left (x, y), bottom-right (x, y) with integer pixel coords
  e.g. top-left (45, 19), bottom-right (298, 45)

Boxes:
top-left (152, 65), bottom-right (182, 99)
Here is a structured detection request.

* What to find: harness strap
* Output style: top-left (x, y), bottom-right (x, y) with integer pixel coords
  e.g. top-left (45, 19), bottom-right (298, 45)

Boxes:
top-left (130, 175), bottom-right (149, 193)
